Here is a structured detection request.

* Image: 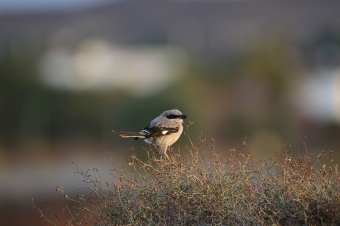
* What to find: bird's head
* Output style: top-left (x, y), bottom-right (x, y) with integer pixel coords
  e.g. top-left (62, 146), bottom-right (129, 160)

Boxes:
top-left (161, 109), bottom-right (187, 123)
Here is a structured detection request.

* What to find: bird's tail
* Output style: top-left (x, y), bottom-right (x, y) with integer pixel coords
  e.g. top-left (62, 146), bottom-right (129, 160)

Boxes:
top-left (112, 130), bottom-right (146, 139)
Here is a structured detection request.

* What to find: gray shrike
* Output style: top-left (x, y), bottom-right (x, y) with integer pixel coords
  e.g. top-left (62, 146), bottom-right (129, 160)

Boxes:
top-left (113, 109), bottom-right (187, 160)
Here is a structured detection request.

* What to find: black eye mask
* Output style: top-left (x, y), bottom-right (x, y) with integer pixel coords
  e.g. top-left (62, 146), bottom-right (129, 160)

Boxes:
top-left (166, 114), bottom-right (187, 119)
top-left (166, 114), bottom-right (179, 119)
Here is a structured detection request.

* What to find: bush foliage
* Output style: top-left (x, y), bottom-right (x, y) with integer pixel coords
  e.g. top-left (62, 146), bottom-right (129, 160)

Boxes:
top-left (33, 134), bottom-right (340, 225)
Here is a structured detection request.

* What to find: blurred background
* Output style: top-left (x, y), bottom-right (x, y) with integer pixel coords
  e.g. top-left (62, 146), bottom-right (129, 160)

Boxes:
top-left (1, 0), bottom-right (340, 225)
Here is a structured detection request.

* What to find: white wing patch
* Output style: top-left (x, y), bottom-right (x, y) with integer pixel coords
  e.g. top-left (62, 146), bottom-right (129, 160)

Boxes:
top-left (162, 130), bottom-right (168, 135)
top-left (144, 139), bottom-right (152, 144)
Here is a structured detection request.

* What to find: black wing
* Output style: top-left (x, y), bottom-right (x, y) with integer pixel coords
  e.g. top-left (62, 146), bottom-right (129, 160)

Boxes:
top-left (142, 125), bottom-right (179, 138)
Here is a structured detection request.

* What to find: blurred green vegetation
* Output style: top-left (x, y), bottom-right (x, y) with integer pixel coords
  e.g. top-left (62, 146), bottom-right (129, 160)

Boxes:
top-left (0, 38), bottom-right (339, 158)
top-left (0, 49), bottom-right (103, 145)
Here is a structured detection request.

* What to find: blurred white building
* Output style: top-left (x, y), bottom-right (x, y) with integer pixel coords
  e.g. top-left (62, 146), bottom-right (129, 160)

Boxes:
top-left (39, 39), bottom-right (188, 96)
top-left (295, 68), bottom-right (340, 123)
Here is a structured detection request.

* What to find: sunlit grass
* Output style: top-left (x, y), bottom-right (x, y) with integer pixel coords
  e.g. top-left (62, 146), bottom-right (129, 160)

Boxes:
top-left (33, 131), bottom-right (340, 225)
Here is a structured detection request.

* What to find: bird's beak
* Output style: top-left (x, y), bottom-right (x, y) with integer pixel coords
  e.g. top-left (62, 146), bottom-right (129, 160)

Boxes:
top-left (180, 115), bottom-right (187, 119)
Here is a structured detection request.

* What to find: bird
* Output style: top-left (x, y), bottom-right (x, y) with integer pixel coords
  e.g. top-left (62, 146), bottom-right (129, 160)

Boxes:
top-left (113, 109), bottom-right (187, 160)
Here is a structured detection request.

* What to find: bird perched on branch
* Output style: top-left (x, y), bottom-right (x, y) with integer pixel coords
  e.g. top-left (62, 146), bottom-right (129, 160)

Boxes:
top-left (113, 109), bottom-right (187, 160)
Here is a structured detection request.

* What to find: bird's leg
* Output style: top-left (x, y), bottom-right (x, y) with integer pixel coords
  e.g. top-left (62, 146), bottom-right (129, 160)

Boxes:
top-left (162, 147), bottom-right (170, 161)
top-left (154, 146), bottom-right (170, 160)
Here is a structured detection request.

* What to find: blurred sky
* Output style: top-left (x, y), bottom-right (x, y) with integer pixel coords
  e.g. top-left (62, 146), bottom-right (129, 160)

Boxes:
top-left (0, 0), bottom-right (113, 13)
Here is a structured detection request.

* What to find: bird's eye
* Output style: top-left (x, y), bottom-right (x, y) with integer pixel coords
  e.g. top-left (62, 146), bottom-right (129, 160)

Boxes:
top-left (166, 114), bottom-right (178, 119)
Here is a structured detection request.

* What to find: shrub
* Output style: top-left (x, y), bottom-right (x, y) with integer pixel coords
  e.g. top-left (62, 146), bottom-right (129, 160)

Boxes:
top-left (33, 134), bottom-right (340, 225)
